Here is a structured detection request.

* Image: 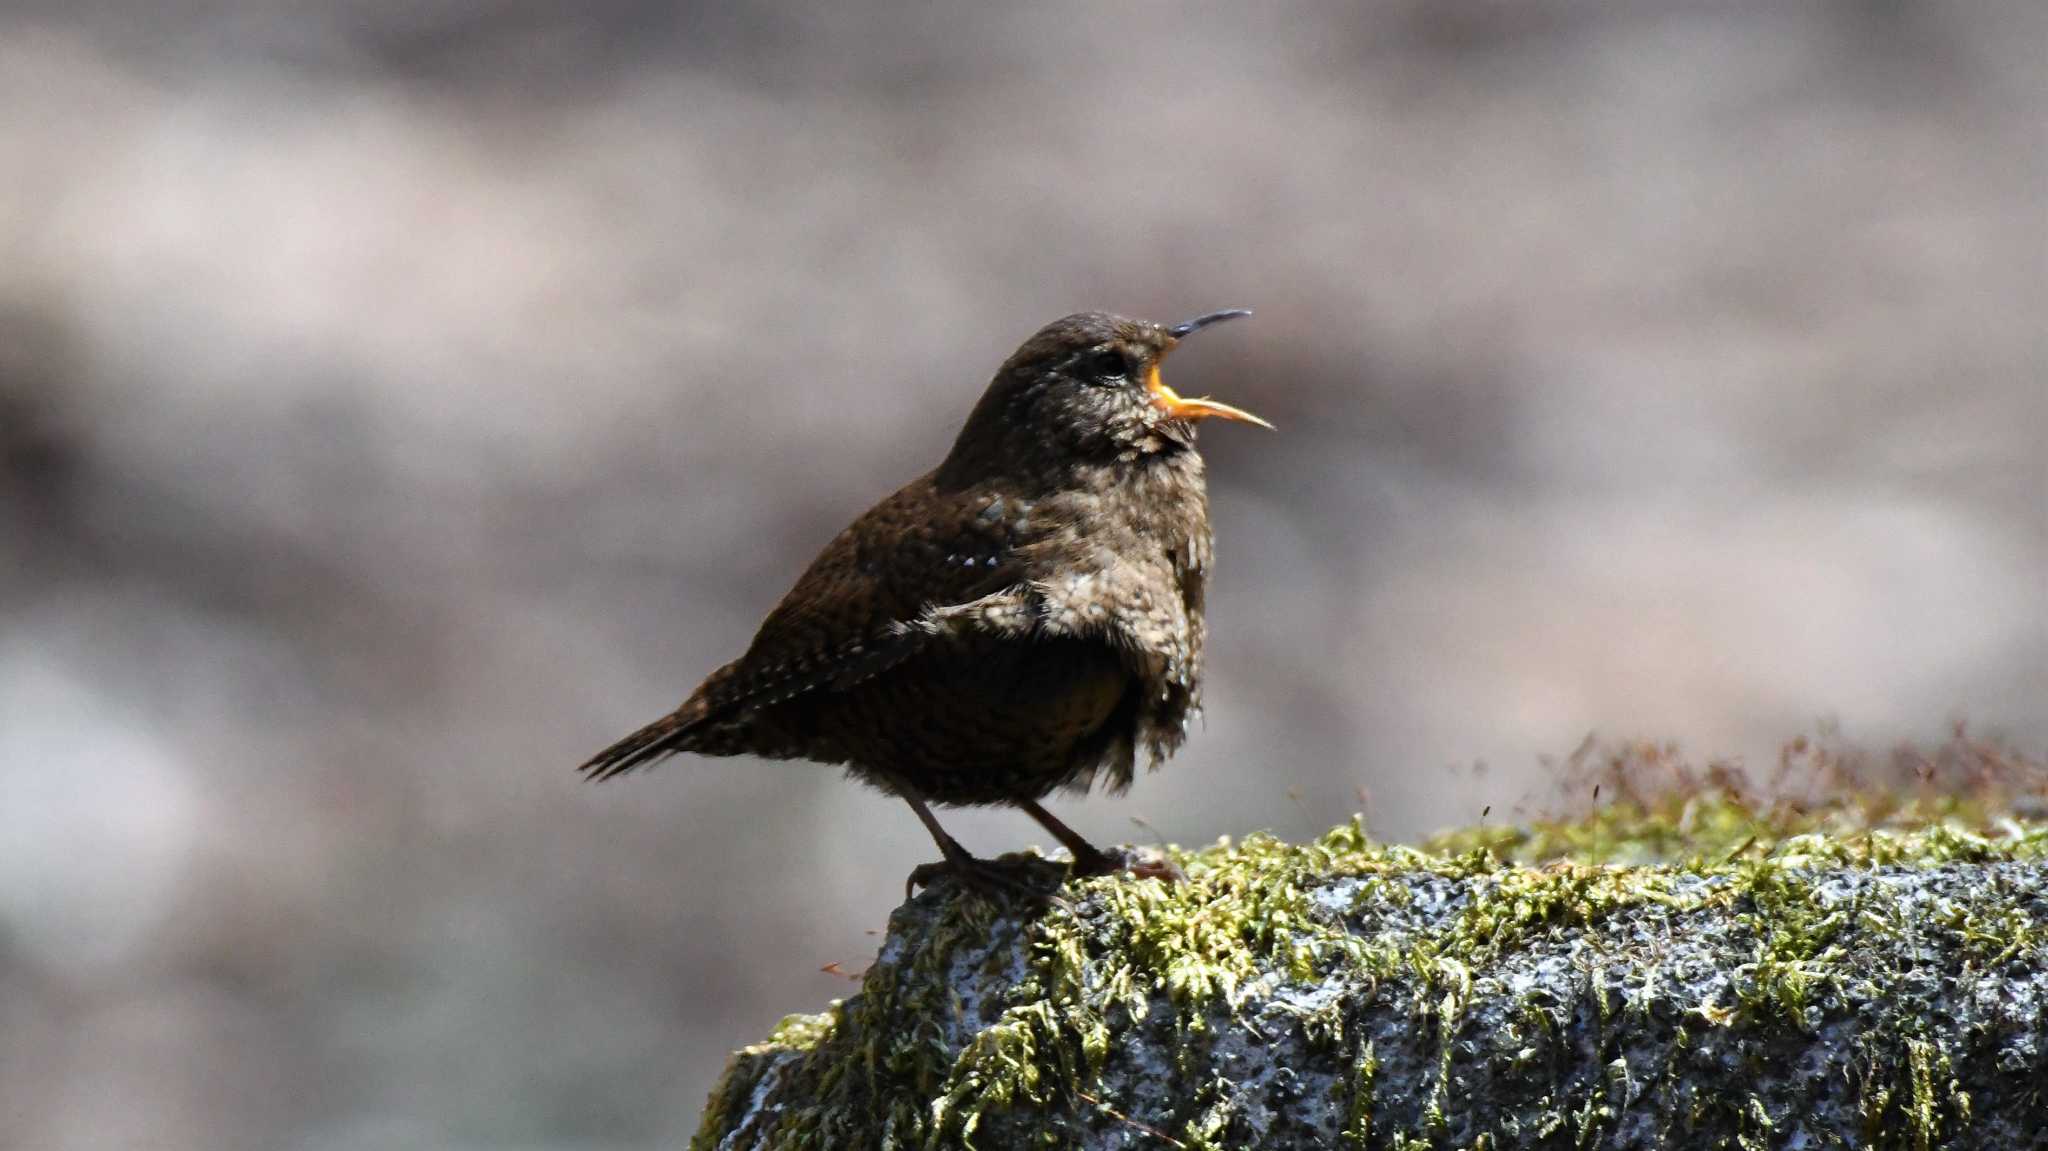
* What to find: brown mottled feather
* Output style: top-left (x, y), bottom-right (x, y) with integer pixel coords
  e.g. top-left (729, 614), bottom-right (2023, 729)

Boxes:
top-left (581, 475), bottom-right (1028, 781)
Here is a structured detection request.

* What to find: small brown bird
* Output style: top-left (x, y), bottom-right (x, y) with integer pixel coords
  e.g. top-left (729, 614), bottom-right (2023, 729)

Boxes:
top-left (579, 310), bottom-right (1267, 891)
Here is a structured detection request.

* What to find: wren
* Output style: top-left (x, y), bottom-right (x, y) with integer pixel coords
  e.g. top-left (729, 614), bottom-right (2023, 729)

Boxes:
top-left (579, 310), bottom-right (1267, 893)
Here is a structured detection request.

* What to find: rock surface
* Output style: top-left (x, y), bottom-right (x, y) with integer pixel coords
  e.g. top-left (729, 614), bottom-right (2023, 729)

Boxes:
top-left (694, 805), bottom-right (2047, 1150)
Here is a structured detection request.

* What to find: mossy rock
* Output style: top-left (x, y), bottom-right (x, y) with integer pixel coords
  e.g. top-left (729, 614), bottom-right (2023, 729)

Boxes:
top-left (695, 799), bottom-right (2048, 1150)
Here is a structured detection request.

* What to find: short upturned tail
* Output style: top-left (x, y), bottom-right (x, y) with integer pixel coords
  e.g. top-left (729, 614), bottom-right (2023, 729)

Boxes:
top-left (578, 708), bottom-right (700, 782)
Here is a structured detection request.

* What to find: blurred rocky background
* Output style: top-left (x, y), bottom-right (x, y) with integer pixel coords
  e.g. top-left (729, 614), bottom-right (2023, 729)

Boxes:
top-left (0, 2), bottom-right (2041, 1147)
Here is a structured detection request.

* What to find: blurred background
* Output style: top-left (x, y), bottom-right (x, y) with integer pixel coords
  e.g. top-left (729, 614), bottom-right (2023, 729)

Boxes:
top-left (1, 1), bottom-right (2042, 1147)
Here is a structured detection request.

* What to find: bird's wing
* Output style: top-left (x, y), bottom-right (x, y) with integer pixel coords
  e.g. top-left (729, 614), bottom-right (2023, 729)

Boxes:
top-left (690, 474), bottom-right (1034, 716)
top-left (580, 474), bottom-right (1044, 779)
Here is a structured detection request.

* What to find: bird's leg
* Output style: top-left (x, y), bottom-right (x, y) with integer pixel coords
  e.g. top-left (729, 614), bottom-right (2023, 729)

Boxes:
top-left (1018, 800), bottom-right (1182, 883)
top-left (898, 784), bottom-right (980, 896)
top-left (892, 777), bottom-right (1046, 899)
top-left (1016, 799), bottom-right (1116, 873)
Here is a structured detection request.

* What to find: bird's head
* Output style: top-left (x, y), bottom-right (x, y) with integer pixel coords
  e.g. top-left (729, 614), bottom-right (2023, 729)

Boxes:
top-left (942, 309), bottom-right (1266, 481)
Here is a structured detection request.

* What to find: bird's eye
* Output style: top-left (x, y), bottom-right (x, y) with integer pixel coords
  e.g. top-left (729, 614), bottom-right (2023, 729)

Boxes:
top-left (1087, 348), bottom-right (1131, 381)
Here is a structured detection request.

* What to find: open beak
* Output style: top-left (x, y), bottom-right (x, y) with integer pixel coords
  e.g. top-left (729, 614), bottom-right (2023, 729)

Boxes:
top-left (1148, 308), bottom-right (1272, 429)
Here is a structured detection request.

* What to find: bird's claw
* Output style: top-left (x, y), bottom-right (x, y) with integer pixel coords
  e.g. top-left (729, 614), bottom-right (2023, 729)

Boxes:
top-left (904, 854), bottom-right (1061, 902)
top-left (904, 846), bottom-right (1182, 902)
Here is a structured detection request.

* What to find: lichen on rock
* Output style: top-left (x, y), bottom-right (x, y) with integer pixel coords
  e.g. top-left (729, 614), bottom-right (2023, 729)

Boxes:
top-left (694, 788), bottom-right (2048, 1150)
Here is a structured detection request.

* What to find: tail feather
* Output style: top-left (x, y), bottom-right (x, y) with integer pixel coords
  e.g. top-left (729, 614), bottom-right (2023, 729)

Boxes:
top-left (579, 709), bottom-right (699, 781)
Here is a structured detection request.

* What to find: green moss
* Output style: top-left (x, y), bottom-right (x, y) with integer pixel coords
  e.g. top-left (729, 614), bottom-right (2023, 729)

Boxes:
top-left (1342, 1041), bottom-right (1379, 1147)
top-left (764, 1011), bottom-right (836, 1050)
top-left (1426, 791), bottom-right (2048, 868)
top-left (697, 793), bottom-right (2047, 1150)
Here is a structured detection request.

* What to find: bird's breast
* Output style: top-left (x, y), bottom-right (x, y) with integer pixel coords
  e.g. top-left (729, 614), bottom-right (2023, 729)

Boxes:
top-left (1024, 479), bottom-right (1205, 675)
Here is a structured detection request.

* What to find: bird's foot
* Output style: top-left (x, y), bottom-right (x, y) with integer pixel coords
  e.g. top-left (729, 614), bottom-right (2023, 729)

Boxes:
top-left (904, 853), bottom-right (1062, 902)
top-left (1070, 844), bottom-right (1184, 884)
